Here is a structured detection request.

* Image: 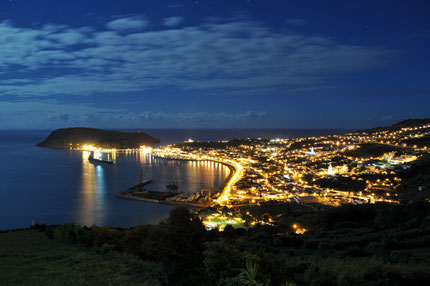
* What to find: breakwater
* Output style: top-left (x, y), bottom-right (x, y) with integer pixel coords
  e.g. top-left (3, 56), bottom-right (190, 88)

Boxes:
top-left (116, 156), bottom-right (236, 207)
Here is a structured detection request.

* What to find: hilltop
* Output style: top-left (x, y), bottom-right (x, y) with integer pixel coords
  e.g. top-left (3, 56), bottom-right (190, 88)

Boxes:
top-left (354, 118), bottom-right (430, 134)
top-left (37, 127), bottom-right (160, 149)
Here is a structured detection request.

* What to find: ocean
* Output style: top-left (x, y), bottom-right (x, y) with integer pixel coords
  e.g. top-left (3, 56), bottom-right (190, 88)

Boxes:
top-left (0, 128), bottom-right (348, 230)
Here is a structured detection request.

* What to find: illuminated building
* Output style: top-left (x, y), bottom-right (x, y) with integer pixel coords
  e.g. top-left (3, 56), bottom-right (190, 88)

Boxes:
top-left (327, 163), bottom-right (334, 176)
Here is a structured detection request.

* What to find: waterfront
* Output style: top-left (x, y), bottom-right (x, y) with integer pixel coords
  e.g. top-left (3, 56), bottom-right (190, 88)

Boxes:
top-left (0, 130), bottom-right (230, 229)
top-left (0, 129), bottom-right (344, 229)
top-left (154, 121), bottom-right (430, 216)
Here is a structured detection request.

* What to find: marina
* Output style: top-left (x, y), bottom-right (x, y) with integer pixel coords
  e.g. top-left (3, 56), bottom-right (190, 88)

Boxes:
top-left (0, 128), bottom-right (352, 230)
top-left (0, 130), bottom-right (231, 229)
top-left (116, 158), bottom-right (236, 208)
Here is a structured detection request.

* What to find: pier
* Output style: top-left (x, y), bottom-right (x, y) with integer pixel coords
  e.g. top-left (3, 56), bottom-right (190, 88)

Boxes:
top-left (116, 157), bottom-right (237, 208)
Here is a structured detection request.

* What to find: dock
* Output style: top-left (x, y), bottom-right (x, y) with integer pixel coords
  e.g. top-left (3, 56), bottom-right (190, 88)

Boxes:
top-left (116, 180), bottom-right (178, 202)
top-left (116, 157), bottom-right (237, 208)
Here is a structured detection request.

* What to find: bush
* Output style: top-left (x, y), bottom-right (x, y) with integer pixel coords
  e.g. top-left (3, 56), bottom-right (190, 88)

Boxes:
top-left (203, 240), bottom-right (243, 283)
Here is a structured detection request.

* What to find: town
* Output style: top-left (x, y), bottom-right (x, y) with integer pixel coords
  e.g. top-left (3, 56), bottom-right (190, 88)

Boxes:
top-left (72, 119), bottom-right (430, 230)
top-left (150, 120), bottom-right (430, 229)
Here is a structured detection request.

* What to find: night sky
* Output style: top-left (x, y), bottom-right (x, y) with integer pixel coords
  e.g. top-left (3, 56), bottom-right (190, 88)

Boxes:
top-left (0, 0), bottom-right (429, 129)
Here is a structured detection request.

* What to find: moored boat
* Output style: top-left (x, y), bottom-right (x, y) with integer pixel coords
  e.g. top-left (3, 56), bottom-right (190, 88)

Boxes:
top-left (88, 150), bottom-right (114, 164)
top-left (166, 181), bottom-right (178, 190)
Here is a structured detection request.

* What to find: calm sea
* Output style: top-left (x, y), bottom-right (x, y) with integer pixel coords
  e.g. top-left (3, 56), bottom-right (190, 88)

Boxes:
top-left (0, 128), bottom-right (347, 230)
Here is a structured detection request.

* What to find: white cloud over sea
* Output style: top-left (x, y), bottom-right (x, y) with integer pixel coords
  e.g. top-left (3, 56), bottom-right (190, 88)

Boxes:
top-left (0, 100), bottom-right (268, 129)
top-left (0, 17), bottom-right (393, 98)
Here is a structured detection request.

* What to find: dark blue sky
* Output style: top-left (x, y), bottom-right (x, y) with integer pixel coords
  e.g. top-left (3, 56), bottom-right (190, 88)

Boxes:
top-left (0, 0), bottom-right (429, 129)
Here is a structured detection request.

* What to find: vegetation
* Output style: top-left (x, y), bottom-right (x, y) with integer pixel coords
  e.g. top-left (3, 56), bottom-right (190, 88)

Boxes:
top-left (3, 202), bottom-right (430, 285)
top-left (343, 143), bottom-right (409, 158)
top-left (404, 135), bottom-right (430, 148)
top-left (312, 176), bottom-right (366, 192)
top-left (0, 229), bottom-right (158, 286)
top-left (398, 154), bottom-right (430, 201)
top-left (37, 127), bottom-right (160, 149)
top-left (353, 118), bottom-right (430, 134)
top-left (14, 119), bottom-right (430, 284)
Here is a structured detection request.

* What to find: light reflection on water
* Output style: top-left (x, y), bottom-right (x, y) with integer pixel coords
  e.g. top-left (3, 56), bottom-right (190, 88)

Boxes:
top-left (78, 151), bottom-right (108, 226)
top-left (73, 150), bottom-right (229, 227)
top-left (0, 129), bottom-right (341, 229)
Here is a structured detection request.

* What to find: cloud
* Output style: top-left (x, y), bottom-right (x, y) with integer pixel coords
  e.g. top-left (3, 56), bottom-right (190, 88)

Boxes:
top-left (0, 99), bottom-right (268, 128)
top-left (106, 16), bottom-right (148, 31)
top-left (0, 18), bottom-right (394, 98)
top-left (0, 98), bottom-right (268, 128)
top-left (382, 115), bottom-right (393, 121)
top-left (47, 30), bottom-right (86, 45)
top-left (163, 16), bottom-right (184, 27)
top-left (0, 101), bottom-right (110, 128)
top-left (286, 18), bottom-right (306, 26)
top-left (47, 110), bottom-right (268, 125)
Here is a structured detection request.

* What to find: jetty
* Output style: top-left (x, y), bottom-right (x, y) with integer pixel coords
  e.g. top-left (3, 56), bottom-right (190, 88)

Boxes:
top-left (116, 164), bottom-right (236, 208)
top-left (116, 158), bottom-right (237, 207)
top-left (116, 180), bottom-right (177, 203)
top-left (116, 182), bottom-right (215, 207)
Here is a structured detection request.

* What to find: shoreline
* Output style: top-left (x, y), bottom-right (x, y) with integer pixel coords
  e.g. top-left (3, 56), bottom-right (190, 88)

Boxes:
top-left (116, 156), bottom-right (237, 208)
top-left (116, 193), bottom-right (213, 208)
top-left (153, 155), bottom-right (237, 193)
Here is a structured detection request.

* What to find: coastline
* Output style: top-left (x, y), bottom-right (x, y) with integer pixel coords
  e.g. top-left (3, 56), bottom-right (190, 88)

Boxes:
top-left (153, 155), bottom-right (237, 193)
top-left (116, 156), bottom-right (237, 208)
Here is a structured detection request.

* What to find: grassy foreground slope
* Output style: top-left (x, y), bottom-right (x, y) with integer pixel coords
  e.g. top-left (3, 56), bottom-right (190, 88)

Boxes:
top-left (0, 230), bottom-right (158, 286)
top-left (2, 205), bottom-right (429, 286)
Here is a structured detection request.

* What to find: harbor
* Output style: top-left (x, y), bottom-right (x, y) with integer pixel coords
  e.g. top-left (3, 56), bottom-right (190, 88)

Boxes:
top-left (116, 157), bottom-right (236, 208)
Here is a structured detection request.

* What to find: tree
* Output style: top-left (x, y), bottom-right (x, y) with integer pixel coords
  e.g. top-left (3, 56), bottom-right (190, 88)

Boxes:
top-left (237, 258), bottom-right (264, 286)
top-left (204, 240), bottom-right (243, 284)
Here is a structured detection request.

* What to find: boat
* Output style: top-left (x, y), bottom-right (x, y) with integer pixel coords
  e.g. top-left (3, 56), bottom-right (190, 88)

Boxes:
top-left (88, 150), bottom-right (114, 164)
top-left (166, 181), bottom-right (178, 190)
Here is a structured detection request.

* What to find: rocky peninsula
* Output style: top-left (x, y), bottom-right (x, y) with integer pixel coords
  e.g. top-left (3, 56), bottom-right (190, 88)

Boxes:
top-left (37, 127), bottom-right (160, 149)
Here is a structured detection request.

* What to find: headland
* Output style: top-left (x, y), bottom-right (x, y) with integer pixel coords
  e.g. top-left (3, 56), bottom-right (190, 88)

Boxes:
top-left (37, 127), bottom-right (160, 149)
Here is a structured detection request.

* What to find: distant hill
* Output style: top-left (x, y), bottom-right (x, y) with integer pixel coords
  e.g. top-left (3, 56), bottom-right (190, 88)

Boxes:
top-left (392, 118), bottom-right (430, 128)
top-left (37, 127), bottom-right (160, 149)
top-left (354, 118), bottom-right (430, 134)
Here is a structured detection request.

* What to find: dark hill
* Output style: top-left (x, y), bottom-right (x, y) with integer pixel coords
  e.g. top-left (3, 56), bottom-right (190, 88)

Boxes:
top-left (343, 143), bottom-right (410, 158)
top-left (392, 118), bottom-right (430, 127)
top-left (353, 118), bottom-right (430, 134)
top-left (37, 127), bottom-right (160, 149)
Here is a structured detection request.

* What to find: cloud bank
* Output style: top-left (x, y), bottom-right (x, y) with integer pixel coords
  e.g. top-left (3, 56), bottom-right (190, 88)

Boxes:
top-left (0, 18), bottom-right (392, 98)
top-left (163, 16), bottom-right (184, 27)
top-left (0, 100), bottom-right (267, 128)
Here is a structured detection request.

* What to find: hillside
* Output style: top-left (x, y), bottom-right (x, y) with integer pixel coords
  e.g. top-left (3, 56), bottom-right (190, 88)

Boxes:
top-left (354, 118), bottom-right (430, 134)
top-left (2, 205), bottom-right (430, 286)
top-left (343, 143), bottom-right (410, 158)
top-left (0, 229), bottom-right (158, 285)
top-left (37, 127), bottom-right (160, 149)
